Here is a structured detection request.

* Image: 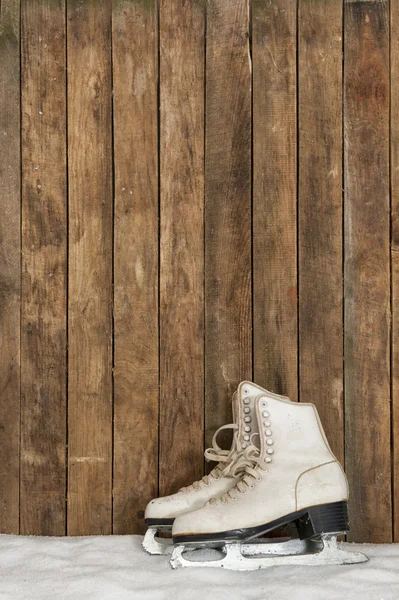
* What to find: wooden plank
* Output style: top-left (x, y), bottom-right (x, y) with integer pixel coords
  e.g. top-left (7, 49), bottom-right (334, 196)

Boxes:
top-left (298, 0), bottom-right (343, 461)
top-left (20, 0), bottom-right (67, 535)
top-left (67, 0), bottom-right (113, 535)
top-left (252, 0), bottom-right (297, 401)
top-left (159, 0), bottom-right (205, 495)
top-left (112, 0), bottom-right (158, 535)
top-left (0, 0), bottom-right (20, 534)
top-left (344, 0), bottom-right (391, 542)
top-left (393, 233), bottom-right (399, 542)
top-left (205, 0), bottom-right (252, 449)
top-left (391, 0), bottom-right (399, 543)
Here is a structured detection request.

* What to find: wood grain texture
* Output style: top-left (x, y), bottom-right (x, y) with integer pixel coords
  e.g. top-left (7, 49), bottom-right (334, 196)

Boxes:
top-left (159, 0), bottom-right (205, 495)
top-left (0, 0), bottom-right (20, 534)
top-left (298, 0), bottom-right (343, 462)
top-left (344, 0), bottom-right (391, 542)
top-left (393, 243), bottom-right (399, 542)
top-left (20, 0), bottom-right (67, 535)
top-left (205, 0), bottom-right (252, 448)
top-left (112, 0), bottom-right (158, 534)
top-left (252, 0), bottom-right (297, 401)
top-left (391, 0), bottom-right (399, 543)
top-left (67, 0), bottom-right (113, 535)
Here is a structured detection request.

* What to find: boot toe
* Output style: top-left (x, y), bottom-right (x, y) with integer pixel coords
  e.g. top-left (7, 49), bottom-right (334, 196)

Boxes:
top-left (172, 507), bottom-right (210, 537)
top-left (144, 493), bottom-right (192, 521)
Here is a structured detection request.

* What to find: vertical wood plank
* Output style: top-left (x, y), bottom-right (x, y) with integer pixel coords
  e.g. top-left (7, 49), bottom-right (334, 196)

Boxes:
top-left (252, 0), bottom-right (297, 401)
top-left (344, 0), bottom-right (391, 542)
top-left (205, 0), bottom-right (252, 447)
top-left (20, 0), bottom-right (67, 535)
top-left (391, 0), bottom-right (399, 542)
top-left (67, 0), bottom-right (113, 535)
top-left (298, 0), bottom-right (344, 462)
top-left (112, 0), bottom-right (158, 534)
top-left (159, 0), bottom-right (205, 495)
top-left (0, 0), bottom-right (20, 534)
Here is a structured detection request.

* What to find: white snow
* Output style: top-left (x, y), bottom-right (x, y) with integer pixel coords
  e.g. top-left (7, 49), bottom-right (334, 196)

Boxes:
top-left (0, 534), bottom-right (398, 600)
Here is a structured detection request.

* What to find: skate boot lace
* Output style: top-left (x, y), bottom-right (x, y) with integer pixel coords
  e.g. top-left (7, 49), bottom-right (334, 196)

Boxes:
top-left (208, 434), bottom-right (267, 505)
top-left (179, 424), bottom-right (245, 493)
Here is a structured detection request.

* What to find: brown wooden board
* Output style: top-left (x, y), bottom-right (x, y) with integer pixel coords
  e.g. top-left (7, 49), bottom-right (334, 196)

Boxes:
top-left (344, 0), bottom-right (391, 542)
top-left (20, 0), bottom-right (67, 535)
top-left (298, 0), bottom-right (344, 462)
top-left (0, 0), bottom-right (21, 534)
top-left (205, 0), bottom-right (252, 449)
top-left (393, 236), bottom-right (399, 542)
top-left (112, 0), bottom-right (159, 534)
top-left (391, 0), bottom-right (399, 542)
top-left (159, 0), bottom-right (205, 495)
top-left (252, 0), bottom-right (297, 402)
top-left (67, 0), bottom-right (113, 535)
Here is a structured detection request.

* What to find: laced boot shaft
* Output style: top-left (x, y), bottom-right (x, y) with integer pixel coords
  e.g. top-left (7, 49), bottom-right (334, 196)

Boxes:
top-left (208, 435), bottom-right (267, 504)
top-left (179, 381), bottom-right (268, 494)
top-left (179, 423), bottom-right (240, 493)
top-left (207, 392), bottom-right (278, 505)
top-left (144, 382), bottom-right (269, 525)
top-left (172, 389), bottom-right (349, 539)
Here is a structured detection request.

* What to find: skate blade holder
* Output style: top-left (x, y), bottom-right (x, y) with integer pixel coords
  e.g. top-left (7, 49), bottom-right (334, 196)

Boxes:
top-left (170, 536), bottom-right (368, 571)
top-left (142, 526), bottom-right (173, 556)
top-left (170, 501), bottom-right (368, 570)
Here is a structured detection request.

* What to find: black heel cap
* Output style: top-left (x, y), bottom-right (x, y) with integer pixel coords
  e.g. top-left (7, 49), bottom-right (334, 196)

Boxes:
top-left (296, 501), bottom-right (349, 539)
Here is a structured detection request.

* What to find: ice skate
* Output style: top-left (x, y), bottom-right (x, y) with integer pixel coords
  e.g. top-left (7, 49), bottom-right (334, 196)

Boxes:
top-left (142, 382), bottom-right (267, 555)
top-left (170, 389), bottom-right (368, 570)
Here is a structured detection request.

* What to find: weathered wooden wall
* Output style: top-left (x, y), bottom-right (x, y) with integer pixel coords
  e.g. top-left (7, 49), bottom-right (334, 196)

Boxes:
top-left (0, 0), bottom-right (396, 542)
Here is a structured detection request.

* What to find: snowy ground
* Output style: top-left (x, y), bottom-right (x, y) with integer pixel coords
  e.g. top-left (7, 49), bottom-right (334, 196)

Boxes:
top-left (0, 534), bottom-right (398, 600)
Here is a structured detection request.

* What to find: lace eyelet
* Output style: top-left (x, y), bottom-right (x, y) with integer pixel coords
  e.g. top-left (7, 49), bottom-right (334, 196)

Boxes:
top-left (240, 489), bottom-right (247, 495)
top-left (248, 484), bottom-right (255, 490)
top-left (221, 499), bottom-right (227, 504)
top-left (231, 496), bottom-right (238, 501)
top-left (256, 477), bottom-right (262, 482)
top-left (204, 481), bottom-right (210, 487)
top-left (213, 476), bottom-right (220, 481)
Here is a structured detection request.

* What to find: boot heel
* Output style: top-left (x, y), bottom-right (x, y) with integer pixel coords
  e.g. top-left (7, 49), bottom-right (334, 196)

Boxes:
top-left (295, 501), bottom-right (349, 540)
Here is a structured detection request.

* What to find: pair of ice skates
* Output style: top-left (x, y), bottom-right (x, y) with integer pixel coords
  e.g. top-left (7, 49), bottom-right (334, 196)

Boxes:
top-left (142, 382), bottom-right (368, 571)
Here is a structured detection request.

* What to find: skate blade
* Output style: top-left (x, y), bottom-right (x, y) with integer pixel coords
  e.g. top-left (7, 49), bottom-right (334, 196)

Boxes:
top-left (142, 527), bottom-right (173, 556)
top-left (170, 535), bottom-right (368, 571)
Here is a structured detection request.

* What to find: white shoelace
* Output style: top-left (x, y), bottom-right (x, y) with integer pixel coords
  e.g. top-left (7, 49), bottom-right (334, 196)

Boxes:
top-left (179, 423), bottom-right (246, 493)
top-left (208, 433), bottom-right (267, 505)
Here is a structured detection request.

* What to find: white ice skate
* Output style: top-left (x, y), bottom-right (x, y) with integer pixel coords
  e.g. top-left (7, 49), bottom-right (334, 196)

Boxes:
top-left (142, 382), bottom-right (267, 555)
top-left (170, 389), bottom-right (368, 571)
